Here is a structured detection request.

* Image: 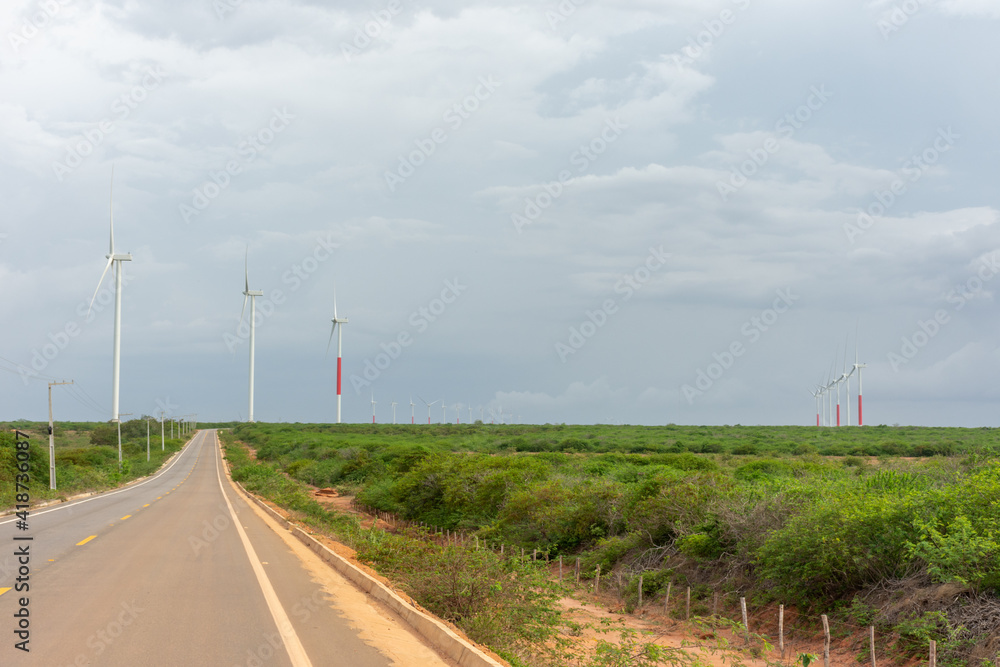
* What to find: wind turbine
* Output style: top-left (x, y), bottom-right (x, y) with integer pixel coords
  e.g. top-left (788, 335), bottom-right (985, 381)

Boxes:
top-left (854, 333), bottom-right (867, 426)
top-left (391, 400), bottom-right (398, 425)
top-left (409, 396), bottom-right (415, 424)
top-left (441, 399), bottom-right (446, 424)
top-left (454, 402), bottom-right (462, 424)
top-left (419, 396), bottom-right (438, 425)
top-left (240, 249), bottom-right (264, 422)
top-left (840, 339), bottom-right (855, 428)
top-left (89, 169), bottom-right (132, 424)
top-left (370, 392), bottom-right (377, 424)
top-left (468, 402), bottom-right (473, 424)
top-left (809, 387), bottom-right (821, 427)
top-left (326, 287), bottom-right (349, 423)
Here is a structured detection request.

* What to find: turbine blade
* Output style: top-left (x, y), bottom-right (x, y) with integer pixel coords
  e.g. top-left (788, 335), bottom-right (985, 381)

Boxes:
top-left (108, 165), bottom-right (116, 255)
top-left (88, 256), bottom-right (114, 315)
top-left (333, 284), bottom-right (338, 321)
top-left (244, 247), bottom-right (250, 293)
top-left (239, 294), bottom-right (248, 325)
top-left (326, 322), bottom-right (337, 357)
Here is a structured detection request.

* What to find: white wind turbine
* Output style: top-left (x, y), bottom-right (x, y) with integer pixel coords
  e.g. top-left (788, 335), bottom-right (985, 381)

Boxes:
top-left (89, 170), bottom-right (132, 425)
top-left (326, 287), bottom-right (349, 423)
top-left (370, 392), bottom-right (377, 424)
top-left (391, 400), bottom-right (398, 425)
top-left (441, 399), bottom-right (446, 424)
top-left (240, 248), bottom-right (264, 423)
top-left (854, 332), bottom-right (867, 426)
top-left (840, 340), bottom-right (855, 428)
top-left (454, 402), bottom-right (462, 424)
top-left (409, 396), bottom-right (416, 424)
top-left (419, 396), bottom-right (438, 425)
top-left (809, 387), bottom-right (821, 427)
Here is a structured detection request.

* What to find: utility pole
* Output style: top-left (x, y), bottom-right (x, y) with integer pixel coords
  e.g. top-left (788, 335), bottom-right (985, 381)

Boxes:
top-left (146, 417), bottom-right (150, 462)
top-left (48, 380), bottom-right (74, 490)
top-left (160, 410), bottom-right (165, 451)
top-left (117, 412), bottom-right (133, 469)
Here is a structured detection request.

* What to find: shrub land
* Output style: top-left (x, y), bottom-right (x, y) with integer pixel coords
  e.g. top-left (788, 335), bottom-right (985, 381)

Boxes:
top-left (221, 422), bottom-right (1000, 666)
top-left (1, 419), bottom-right (187, 508)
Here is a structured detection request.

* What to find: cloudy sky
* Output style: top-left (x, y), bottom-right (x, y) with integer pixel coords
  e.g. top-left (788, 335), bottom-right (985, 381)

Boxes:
top-left (2, 0), bottom-right (998, 427)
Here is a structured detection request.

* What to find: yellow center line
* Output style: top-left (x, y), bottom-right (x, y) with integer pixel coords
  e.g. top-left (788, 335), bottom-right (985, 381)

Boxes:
top-left (0, 588), bottom-right (11, 597)
top-left (142, 504), bottom-right (150, 508)
top-left (77, 535), bottom-right (97, 546)
top-left (156, 496), bottom-right (162, 500)
top-left (121, 515), bottom-right (132, 521)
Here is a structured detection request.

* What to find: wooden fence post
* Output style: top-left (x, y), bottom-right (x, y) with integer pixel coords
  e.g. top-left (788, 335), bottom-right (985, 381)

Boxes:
top-left (686, 587), bottom-right (691, 621)
top-left (713, 592), bottom-right (718, 616)
top-left (740, 597), bottom-right (748, 642)
top-left (559, 556), bottom-right (563, 581)
top-left (638, 575), bottom-right (643, 609)
top-left (821, 614), bottom-right (830, 667)
top-left (664, 582), bottom-right (672, 617)
top-left (929, 640), bottom-right (936, 667)
top-left (575, 557), bottom-right (580, 583)
top-left (595, 564), bottom-right (601, 593)
top-left (778, 604), bottom-right (784, 659)
top-left (869, 626), bottom-right (876, 667)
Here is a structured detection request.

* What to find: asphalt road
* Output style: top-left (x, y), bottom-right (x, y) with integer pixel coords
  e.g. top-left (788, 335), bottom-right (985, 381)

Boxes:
top-left (0, 429), bottom-right (451, 666)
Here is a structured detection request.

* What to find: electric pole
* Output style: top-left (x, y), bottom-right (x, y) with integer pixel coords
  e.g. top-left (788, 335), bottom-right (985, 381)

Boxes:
top-left (48, 380), bottom-right (73, 490)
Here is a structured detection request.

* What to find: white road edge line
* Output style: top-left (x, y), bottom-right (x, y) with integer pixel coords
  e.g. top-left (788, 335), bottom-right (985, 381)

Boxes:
top-left (212, 430), bottom-right (314, 667)
top-left (0, 431), bottom-right (203, 526)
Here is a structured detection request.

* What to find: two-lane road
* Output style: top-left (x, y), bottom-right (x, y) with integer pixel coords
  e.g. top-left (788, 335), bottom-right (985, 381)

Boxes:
top-left (1, 430), bottom-right (452, 666)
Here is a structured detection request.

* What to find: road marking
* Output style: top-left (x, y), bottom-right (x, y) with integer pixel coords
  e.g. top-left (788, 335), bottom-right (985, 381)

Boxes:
top-left (143, 504), bottom-right (150, 508)
top-left (0, 588), bottom-right (10, 597)
top-left (77, 535), bottom-right (97, 546)
top-left (121, 515), bottom-right (132, 521)
top-left (213, 432), bottom-right (313, 667)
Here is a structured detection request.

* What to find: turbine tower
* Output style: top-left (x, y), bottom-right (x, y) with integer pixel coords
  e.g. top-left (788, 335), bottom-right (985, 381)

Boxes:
top-left (419, 396), bottom-right (438, 424)
top-left (391, 400), bottom-right (398, 425)
top-left (89, 169), bottom-right (132, 424)
top-left (855, 339), bottom-right (867, 426)
top-left (240, 248), bottom-right (264, 423)
top-left (326, 287), bottom-right (349, 423)
top-left (370, 392), bottom-right (377, 424)
top-left (409, 396), bottom-right (415, 424)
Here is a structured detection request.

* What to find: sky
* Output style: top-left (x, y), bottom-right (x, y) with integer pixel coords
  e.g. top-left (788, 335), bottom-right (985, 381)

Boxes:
top-left (2, 0), bottom-right (999, 427)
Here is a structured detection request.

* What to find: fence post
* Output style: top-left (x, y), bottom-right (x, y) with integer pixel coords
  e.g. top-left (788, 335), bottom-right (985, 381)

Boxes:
top-left (821, 614), bottom-right (830, 667)
top-left (740, 597), bottom-right (748, 642)
top-left (713, 592), bottom-right (718, 616)
top-left (576, 557), bottom-right (580, 583)
top-left (664, 582), bottom-right (672, 618)
top-left (869, 626), bottom-right (876, 667)
top-left (929, 640), bottom-right (936, 667)
top-left (638, 575), bottom-right (643, 609)
top-left (779, 604), bottom-right (784, 659)
top-left (595, 564), bottom-right (601, 593)
top-left (686, 587), bottom-right (691, 621)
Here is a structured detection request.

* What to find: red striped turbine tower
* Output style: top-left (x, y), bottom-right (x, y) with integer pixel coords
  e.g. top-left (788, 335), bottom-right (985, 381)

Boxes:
top-left (326, 289), bottom-right (349, 423)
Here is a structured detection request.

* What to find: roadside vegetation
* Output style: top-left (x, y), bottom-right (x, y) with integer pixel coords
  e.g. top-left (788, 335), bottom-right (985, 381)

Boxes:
top-left (220, 422), bottom-right (1000, 666)
top-left (1, 419), bottom-right (188, 508)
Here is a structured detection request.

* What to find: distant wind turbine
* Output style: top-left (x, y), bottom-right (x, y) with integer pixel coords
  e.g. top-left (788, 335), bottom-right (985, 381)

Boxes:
top-left (441, 399), bottom-right (446, 424)
top-left (326, 287), bottom-right (349, 423)
top-left (855, 330), bottom-right (867, 426)
top-left (240, 248), bottom-right (264, 422)
top-left (409, 396), bottom-right (415, 424)
top-left (419, 396), bottom-right (438, 425)
top-left (391, 400), bottom-right (398, 425)
top-left (89, 169), bottom-right (132, 424)
top-left (370, 392), bottom-right (377, 424)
